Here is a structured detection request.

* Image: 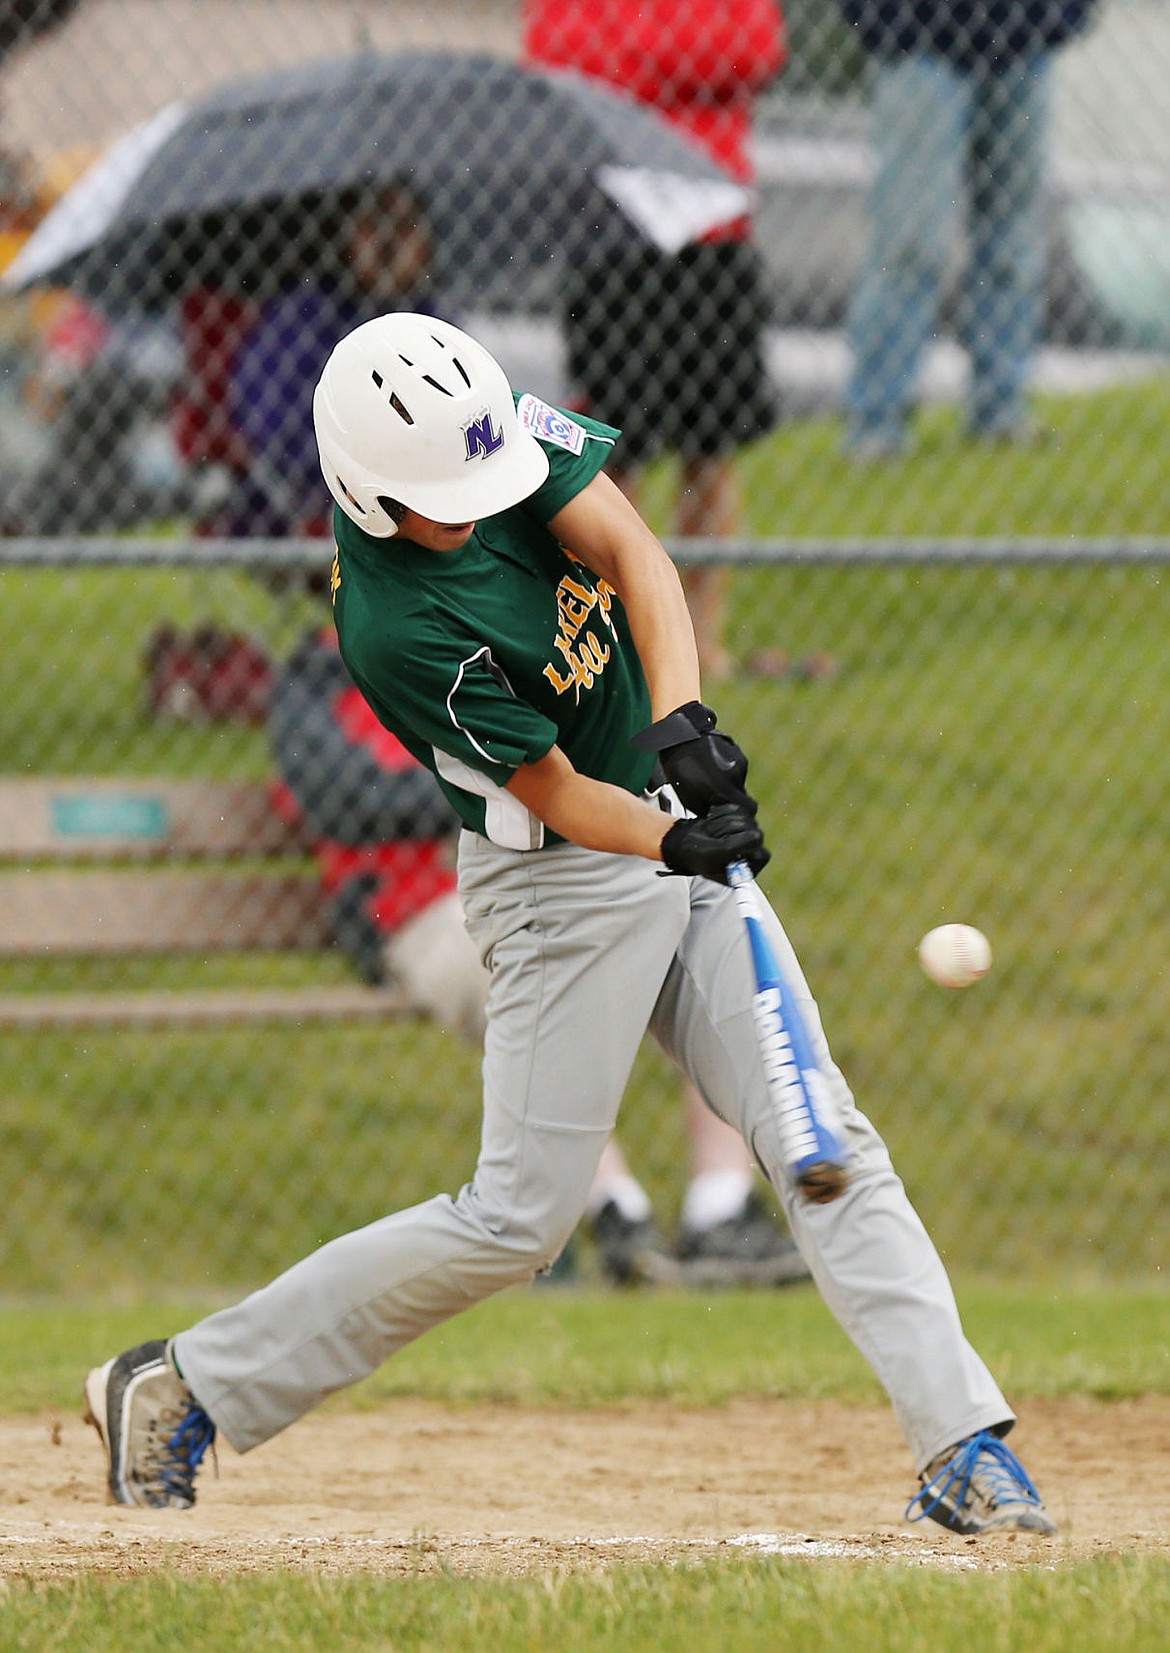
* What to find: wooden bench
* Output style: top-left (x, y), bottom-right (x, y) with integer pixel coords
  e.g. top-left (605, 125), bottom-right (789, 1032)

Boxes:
top-left (0, 778), bottom-right (406, 1027)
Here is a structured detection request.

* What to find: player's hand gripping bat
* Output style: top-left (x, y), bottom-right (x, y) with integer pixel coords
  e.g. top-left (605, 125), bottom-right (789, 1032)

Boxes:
top-left (726, 860), bottom-right (850, 1204)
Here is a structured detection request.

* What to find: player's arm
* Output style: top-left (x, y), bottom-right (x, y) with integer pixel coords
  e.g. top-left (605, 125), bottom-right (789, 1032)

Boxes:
top-left (505, 745), bottom-right (768, 883)
top-left (546, 472), bottom-right (701, 720)
top-left (548, 474), bottom-right (757, 820)
top-left (507, 745), bottom-right (672, 859)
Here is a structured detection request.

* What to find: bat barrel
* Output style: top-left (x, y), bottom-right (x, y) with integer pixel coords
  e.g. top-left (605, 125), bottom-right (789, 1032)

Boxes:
top-left (726, 859), bottom-right (851, 1205)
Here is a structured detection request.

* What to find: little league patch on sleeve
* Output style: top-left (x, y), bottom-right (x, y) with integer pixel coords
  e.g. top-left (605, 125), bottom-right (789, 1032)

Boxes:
top-left (517, 394), bottom-right (587, 456)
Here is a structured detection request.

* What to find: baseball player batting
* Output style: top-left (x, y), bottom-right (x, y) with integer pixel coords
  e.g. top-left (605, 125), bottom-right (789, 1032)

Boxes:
top-left (84, 314), bottom-right (1054, 1537)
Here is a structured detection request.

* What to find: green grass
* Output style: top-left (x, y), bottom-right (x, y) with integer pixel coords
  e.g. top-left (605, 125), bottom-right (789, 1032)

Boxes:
top-left (4, 1282), bottom-right (1167, 1415)
top-left (726, 381), bottom-right (1170, 537)
top-left (5, 1558), bottom-right (1170, 1653)
top-left (0, 1016), bottom-right (491, 1294)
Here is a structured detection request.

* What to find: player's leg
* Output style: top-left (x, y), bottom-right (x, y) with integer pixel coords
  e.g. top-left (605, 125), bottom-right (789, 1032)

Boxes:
top-left (162, 842), bottom-right (688, 1457)
top-left (675, 458), bottom-right (738, 683)
top-left (961, 55), bottom-right (1052, 440)
top-left (647, 875), bottom-right (1019, 1473)
top-left (845, 53), bottom-right (968, 456)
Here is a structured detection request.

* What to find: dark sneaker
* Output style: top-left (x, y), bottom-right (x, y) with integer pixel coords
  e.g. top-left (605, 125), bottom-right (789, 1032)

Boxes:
top-left (907, 1430), bottom-right (1057, 1536)
top-left (83, 1338), bottom-right (216, 1509)
top-left (676, 1192), bottom-right (812, 1288)
top-left (589, 1200), bottom-right (675, 1286)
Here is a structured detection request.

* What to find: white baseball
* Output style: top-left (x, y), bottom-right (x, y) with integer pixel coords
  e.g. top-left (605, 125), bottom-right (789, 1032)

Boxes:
top-left (917, 924), bottom-right (992, 988)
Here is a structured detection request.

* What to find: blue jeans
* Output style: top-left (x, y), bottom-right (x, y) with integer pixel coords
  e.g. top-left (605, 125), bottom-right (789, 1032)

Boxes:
top-left (846, 51), bottom-right (1052, 448)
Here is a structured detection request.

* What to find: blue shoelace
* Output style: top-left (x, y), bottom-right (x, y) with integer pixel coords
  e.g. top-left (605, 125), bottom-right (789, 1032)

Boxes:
top-left (906, 1429), bottom-right (1043, 1524)
top-left (157, 1404), bottom-right (217, 1504)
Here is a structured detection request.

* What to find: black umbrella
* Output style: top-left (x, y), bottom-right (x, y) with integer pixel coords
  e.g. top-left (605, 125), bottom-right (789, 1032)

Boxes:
top-left (4, 50), bottom-right (751, 311)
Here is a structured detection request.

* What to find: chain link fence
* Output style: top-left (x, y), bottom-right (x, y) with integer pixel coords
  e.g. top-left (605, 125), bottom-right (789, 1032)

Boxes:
top-left (1, 1), bottom-right (1168, 1293)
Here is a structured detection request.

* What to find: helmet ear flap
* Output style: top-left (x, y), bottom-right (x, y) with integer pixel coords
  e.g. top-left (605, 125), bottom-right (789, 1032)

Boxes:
top-left (324, 464), bottom-right (403, 537)
top-left (377, 496), bottom-right (408, 534)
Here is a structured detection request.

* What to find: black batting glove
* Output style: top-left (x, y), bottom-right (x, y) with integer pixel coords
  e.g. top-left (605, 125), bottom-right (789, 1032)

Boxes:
top-left (632, 700), bottom-right (757, 817)
top-left (660, 803), bottom-right (770, 885)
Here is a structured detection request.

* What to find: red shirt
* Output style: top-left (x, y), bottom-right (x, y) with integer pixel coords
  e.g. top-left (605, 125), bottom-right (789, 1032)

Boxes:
top-left (523, 0), bottom-right (785, 189)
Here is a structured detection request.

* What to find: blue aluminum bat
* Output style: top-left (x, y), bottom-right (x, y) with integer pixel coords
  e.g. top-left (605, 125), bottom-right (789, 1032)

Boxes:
top-left (727, 860), bottom-right (850, 1203)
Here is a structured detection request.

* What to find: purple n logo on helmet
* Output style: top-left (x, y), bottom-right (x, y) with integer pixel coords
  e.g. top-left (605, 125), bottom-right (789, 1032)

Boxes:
top-left (463, 410), bottom-right (504, 461)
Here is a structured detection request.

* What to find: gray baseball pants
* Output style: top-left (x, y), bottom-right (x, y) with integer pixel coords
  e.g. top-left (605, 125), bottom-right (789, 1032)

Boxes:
top-left (175, 835), bottom-right (1012, 1468)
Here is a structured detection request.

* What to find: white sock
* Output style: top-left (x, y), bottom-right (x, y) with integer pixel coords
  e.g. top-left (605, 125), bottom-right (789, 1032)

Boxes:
top-left (588, 1174), bottom-right (652, 1224)
top-left (681, 1168), bottom-right (754, 1233)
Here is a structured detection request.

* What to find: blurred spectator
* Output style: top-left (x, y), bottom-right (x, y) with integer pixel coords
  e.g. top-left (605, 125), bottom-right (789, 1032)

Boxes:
top-left (0, 142), bottom-right (210, 536)
top-left (524, 0), bottom-right (836, 685)
top-left (0, 146), bottom-right (37, 330)
top-left (839, 0), bottom-right (1101, 460)
top-left (145, 184), bottom-right (441, 719)
top-left (584, 1082), bottom-right (811, 1288)
top-left (176, 182), bottom-right (439, 539)
top-left (272, 626), bottom-right (810, 1289)
top-left (267, 625), bottom-right (479, 1034)
top-left (0, 292), bottom-right (205, 534)
top-left (0, 144), bottom-right (81, 501)
top-left (0, 144), bottom-right (40, 482)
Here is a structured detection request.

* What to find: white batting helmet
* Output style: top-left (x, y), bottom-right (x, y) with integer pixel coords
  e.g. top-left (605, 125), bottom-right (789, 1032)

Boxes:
top-left (313, 312), bottom-right (549, 537)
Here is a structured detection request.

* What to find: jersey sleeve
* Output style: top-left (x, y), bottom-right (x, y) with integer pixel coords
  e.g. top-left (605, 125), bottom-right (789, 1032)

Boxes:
top-left (344, 609), bottom-right (559, 789)
top-left (514, 394), bottom-right (621, 523)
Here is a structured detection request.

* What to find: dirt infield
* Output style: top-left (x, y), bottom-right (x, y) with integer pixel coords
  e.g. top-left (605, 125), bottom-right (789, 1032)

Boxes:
top-left (2, 1396), bottom-right (1167, 1579)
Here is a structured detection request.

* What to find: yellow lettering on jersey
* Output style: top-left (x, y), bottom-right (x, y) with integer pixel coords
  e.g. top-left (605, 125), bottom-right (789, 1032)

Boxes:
top-left (580, 630), bottom-right (610, 672)
top-left (330, 549), bottom-right (341, 604)
top-left (552, 633), bottom-right (597, 693)
top-left (542, 572), bottom-right (619, 700)
top-left (542, 661), bottom-right (577, 695)
top-left (558, 591), bottom-right (592, 631)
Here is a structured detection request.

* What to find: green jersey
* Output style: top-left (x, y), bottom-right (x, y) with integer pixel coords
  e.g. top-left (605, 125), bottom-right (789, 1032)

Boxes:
top-left (331, 395), bottom-right (656, 850)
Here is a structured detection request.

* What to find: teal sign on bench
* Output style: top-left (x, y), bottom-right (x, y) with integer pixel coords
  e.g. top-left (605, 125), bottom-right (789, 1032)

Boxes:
top-left (51, 795), bottom-right (170, 839)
